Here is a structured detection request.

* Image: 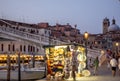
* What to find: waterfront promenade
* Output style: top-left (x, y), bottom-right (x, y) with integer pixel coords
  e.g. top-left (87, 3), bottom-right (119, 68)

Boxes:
top-left (36, 62), bottom-right (120, 81)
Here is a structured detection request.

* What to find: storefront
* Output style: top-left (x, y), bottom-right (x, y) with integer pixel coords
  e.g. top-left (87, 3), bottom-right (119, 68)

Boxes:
top-left (44, 44), bottom-right (90, 79)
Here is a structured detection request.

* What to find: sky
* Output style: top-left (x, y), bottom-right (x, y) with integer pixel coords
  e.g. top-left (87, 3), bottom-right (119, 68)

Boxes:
top-left (0, 0), bottom-right (120, 34)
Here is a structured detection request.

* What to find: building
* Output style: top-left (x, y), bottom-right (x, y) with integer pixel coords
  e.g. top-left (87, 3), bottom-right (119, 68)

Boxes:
top-left (0, 18), bottom-right (68, 64)
top-left (0, 17), bottom-right (119, 63)
top-left (86, 17), bottom-right (120, 56)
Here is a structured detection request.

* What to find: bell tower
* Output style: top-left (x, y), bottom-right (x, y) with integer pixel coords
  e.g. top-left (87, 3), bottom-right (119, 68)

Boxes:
top-left (103, 17), bottom-right (110, 34)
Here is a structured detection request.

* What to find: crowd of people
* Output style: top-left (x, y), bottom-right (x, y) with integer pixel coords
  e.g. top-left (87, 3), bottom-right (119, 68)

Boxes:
top-left (107, 50), bottom-right (120, 77)
top-left (89, 49), bottom-right (120, 77)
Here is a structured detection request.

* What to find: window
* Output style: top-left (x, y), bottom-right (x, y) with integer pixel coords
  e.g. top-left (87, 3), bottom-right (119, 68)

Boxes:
top-left (37, 48), bottom-right (39, 52)
top-left (8, 44), bottom-right (10, 51)
top-left (31, 46), bottom-right (32, 52)
top-left (45, 30), bottom-right (47, 34)
top-left (1, 44), bottom-right (4, 51)
top-left (24, 45), bottom-right (26, 52)
top-left (33, 46), bottom-right (35, 52)
top-left (28, 45), bottom-right (30, 52)
top-left (20, 45), bottom-right (22, 51)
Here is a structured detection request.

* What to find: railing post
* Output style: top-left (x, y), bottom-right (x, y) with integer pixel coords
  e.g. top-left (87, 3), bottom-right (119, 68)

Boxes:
top-left (7, 54), bottom-right (11, 81)
top-left (17, 51), bottom-right (21, 81)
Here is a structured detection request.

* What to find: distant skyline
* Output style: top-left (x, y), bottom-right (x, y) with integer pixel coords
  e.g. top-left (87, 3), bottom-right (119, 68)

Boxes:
top-left (0, 0), bottom-right (120, 34)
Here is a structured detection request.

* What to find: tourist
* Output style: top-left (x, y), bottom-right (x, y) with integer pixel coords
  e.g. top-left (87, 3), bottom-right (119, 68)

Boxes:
top-left (72, 65), bottom-right (76, 81)
top-left (93, 56), bottom-right (99, 75)
top-left (118, 56), bottom-right (120, 76)
top-left (106, 50), bottom-right (112, 69)
top-left (89, 57), bottom-right (93, 68)
top-left (110, 55), bottom-right (117, 77)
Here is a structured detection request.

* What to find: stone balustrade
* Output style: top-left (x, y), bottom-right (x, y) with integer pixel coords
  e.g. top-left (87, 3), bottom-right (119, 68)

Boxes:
top-left (0, 26), bottom-right (49, 45)
top-left (88, 48), bottom-right (101, 58)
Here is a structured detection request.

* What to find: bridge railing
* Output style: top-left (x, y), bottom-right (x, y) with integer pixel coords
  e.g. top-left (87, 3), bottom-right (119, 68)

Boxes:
top-left (0, 26), bottom-right (49, 45)
top-left (87, 48), bottom-right (101, 58)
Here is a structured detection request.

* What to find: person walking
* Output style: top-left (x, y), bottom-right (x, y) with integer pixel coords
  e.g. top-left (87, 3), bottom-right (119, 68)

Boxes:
top-left (106, 50), bottom-right (112, 69)
top-left (118, 56), bottom-right (120, 76)
top-left (93, 56), bottom-right (99, 75)
top-left (110, 55), bottom-right (117, 77)
top-left (72, 65), bottom-right (76, 81)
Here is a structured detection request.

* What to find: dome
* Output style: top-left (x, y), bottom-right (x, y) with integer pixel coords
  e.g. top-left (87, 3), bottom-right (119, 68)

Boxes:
top-left (108, 18), bottom-right (120, 32)
top-left (108, 24), bottom-right (120, 32)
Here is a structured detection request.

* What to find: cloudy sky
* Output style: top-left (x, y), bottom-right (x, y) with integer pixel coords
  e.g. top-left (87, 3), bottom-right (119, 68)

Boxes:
top-left (0, 0), bottom-right (120, 34)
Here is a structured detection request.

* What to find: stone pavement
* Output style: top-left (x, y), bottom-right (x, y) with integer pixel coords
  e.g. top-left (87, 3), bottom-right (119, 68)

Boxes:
top-left (36, 62), bottom-right (120, 81)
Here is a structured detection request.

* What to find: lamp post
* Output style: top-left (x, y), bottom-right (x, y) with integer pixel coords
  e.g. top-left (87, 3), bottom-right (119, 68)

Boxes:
top-left (84, 31), bottom-right (89, 69)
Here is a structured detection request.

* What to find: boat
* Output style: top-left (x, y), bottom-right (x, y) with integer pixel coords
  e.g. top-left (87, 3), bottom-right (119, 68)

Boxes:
top-left (0, 69), bottom-right (45, 80)
top-left (0, 62), bottom-right (46, 80)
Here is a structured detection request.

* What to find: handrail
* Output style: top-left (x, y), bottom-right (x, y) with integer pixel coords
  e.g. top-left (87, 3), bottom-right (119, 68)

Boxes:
top-left (0, 26), bottom-right (49, 44)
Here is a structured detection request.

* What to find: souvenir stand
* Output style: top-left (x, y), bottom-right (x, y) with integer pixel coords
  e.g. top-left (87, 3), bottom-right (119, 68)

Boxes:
top-left (44, 44), bottom-right (90, 80)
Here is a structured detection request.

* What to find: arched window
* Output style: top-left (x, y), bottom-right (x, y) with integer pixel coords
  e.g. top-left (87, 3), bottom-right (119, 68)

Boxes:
top-left (28, 45), bottom-right (30, 52)
top-left (31, 46), bottom-right (32, 52)
top-left (1, 44), bottom-right (4, 51)
top-left (24, 45), bottom-right (26, 52)
top-left (37, 48), bottom-right (39, 52)
top-left (8, 44), bottom-right (10, 51)
top-left (33, 46), bottom-right (35, 52)
top-left (20, 45), bottom-right (22, 51)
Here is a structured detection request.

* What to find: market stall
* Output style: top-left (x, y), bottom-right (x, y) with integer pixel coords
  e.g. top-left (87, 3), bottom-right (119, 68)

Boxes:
top-left (44, 44), bottom-right (90, 79)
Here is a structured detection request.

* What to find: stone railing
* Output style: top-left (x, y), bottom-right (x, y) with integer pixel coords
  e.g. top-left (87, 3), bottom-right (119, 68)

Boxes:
top-left (0, 19), bottom-right (68, 45)
top-left (0, 26), bottom-right (49, 45)
top-left (87, 48), bottom-right (101, 58)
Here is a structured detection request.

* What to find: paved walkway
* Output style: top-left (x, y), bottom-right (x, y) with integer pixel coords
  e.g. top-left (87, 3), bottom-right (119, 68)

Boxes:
top-left (36, 62), bottom-right (120, 81)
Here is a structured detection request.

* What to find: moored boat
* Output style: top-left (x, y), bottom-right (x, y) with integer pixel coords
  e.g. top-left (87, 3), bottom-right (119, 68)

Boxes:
top-left (0, 67), bottom-right (45, 80)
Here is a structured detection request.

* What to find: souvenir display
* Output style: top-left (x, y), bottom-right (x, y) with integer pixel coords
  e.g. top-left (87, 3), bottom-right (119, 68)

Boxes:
top-left (77, 53), bottom-right (86, 61)
top-left (82, 70), bottom-right (91, 77)
top-left (45, 47), bottom-right (65, 75)
top-left (44, 44), bottom-right (90, 79)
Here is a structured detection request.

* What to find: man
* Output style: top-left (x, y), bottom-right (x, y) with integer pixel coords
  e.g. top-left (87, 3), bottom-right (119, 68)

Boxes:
top-left (110, 55), bottom-right (117, 77)
top-left (72, 65), bottom-right (76, 81)
top-left (93, 56), bottom-right (99, 75)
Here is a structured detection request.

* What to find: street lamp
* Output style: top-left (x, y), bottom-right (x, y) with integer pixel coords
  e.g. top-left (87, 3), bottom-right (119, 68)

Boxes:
top-left (115, 42), bottom-right (119, 56)
top-left (115, 42), bottom-right (119, 46)
top-left (84, 31), bottom-right (89, 69)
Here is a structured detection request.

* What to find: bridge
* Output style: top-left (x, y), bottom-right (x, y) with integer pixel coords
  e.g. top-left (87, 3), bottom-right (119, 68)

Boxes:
top-left (0, 19), bottom-right (101, 57)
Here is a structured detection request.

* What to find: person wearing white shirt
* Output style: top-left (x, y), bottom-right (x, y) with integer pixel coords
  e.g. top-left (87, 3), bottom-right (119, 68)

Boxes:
top-left (110, 55), bottom-right (117, 77)
top-left (118, 57), bottom-right (120, 76)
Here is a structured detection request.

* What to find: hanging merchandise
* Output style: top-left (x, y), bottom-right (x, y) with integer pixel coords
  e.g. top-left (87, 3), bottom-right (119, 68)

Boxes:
top-left (77, 53), bottom-right (86, 62)
top-left (44, 44), bottom-right (91, 80)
